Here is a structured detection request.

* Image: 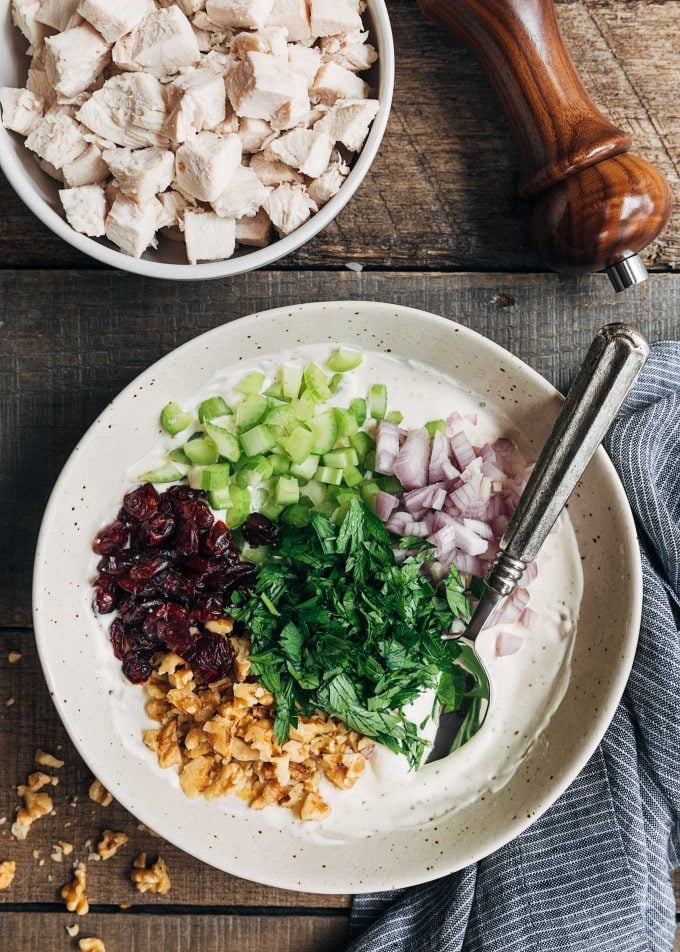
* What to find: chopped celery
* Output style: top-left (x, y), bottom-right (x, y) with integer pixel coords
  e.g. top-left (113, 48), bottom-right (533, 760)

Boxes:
top-left (168, 447), bottom-right (191, 465)
top-left (204, 421), bottom-right (241, 462)
top-left (303, 363), bottom-right (332, 402)
top-left (236, 456), bottom-right (273, 487)
top-left (275, 475), bottom-right (300, 506)
top-left (309, 410), bottom-right (338, 455)
top-left (265, 404), bottom-right (297, 431)
top-left (323, 447), bottom-right (359, 469)
top-left (183, 438), bottom-right (219, 466)
top-left (260, 497), bottom-right (285, 521)
top-left (316, 465), bottom-right (343, 486)
top-left (208, 487), bottom-right (231, 510)
top-left (199, 463), bottom-right (231, 491)
top-left (281, 365), bottom-right (303, 400)
top-left (240, 544), bottom-right (270, 565)
top-left (300, 479), bottom-right (326, 507)
top-left (280, 425), bottom-right (314, 464)
top-left (360, 480), bottom-right (379, 508)
top-left (197, 396), bottom-right (230, 422)
top-left (137, 462), bottom-right (184, 484)
top-left (270, 453), bottom-right (290, 475)
top-left (225, 484), bottom-right (251, 528)
top-left (329, 373), bottom-right (343, 394)
top-left (368, 384), bottom-right (388, 420)
top-left (290, 454), bottom-right (320, 480)
top-left (365, 450), bottom-right (376, 471)
top-left (237, 371), bottom-right (266, 395)
top-left (282, 502), bottom-right (312, 527)
top-left (292, 390), bottom-right (316, 422)
top-left (386, 410), bottom-right (404, 425)
top-left (375, 474), bottom-right (403, 493)
top-left (326, 347), bottom-right (363, 373)
top-left (343, 464), bottom-right (364, 488)
top-left (425, 419), bottom-right (446, 437)
top-left (350, 397), bottom-right (367, 427)
top-left (235, 393), bottom-right (268, 430)
top-left (240, 423), bottom-right (277, 457)
top-left (334, 407), bottom-right (359, 437)
top-left (349, 431), bottom-right (375, 462)
top-left (265, 381), bottom-right (284, 400)
top-left (160, 402), bottom-right (193, 436)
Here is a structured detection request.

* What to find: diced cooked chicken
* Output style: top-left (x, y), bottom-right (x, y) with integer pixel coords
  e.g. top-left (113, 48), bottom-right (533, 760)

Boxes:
top-left (313, 97), bottom-right (378, 150)
top-left (12, 0), bottom-right (48, 48)
top-left (307, 152), bottom-right (348, 206)
top-left (182, 210), bottom-right (236, 263)
top-left (179, 0), bottom-right (207, 14)
top-left (249, 150), bottom-right (303, 185)
top-left (288, 45), bottom-right (322, 87)
top-left (77, 0), bottom-right (156, 44)
top-left (237, 116), bottom-right (272, 153)
top-left (0, 87), bottom-right (44, 135)
top-left (27, 48), bottom-right (56, 107)
top-left (174, 131), bottom-right (241, 201)
top-left (36, 0), bottom-right (81, 33)
top-left (59, 183), bottom-right (107, 236)
top-left (44, 24), bottom-right (111, 100)
top-left (193, 24), bottom-right (212, 52)
top-left (105, 194), bottom-right (162, 257)
top-left (226, 50), bottom-right (307, 120)
top-left (212, 106), bottom-right (239, 135)
top-left (113, 7), bottom-right (201, 77)
top-left (39, 158), bottom-right (64, 181)
top-left (235, 207), bottom-right (272, 246)
top-left (230, 27), bottom-right (288, 58)
top-left (156, 189), bottom-right (191, 229)
top-left (103, 146), bottom-right (174, 202)
top-left (270, 97), bottom-right (311, 132)
top-left (77, 74), bottom-right (169, 148)
top-left (265, 128), bottom-right (332, 177)
top-left (264, 182), bottom-right (316, 235)
top-left (62, 143), bottom-right (109, 186)
top-left (206, 0), bottom-right (275, 31)
top-left (309, 0), bottom-right (362, 38)
top-left (311, 61), bottom-right (368, 105)
top-left (165, 69), bottom-right (226, 141)
top-left (211, 164), bottom-right (270, 218)
top-left (25, 113), bottom-right (86, 167)
top-left (319, 31), bottom-right (378, 72)
top-left (266, 0), bottom-right (310, 42)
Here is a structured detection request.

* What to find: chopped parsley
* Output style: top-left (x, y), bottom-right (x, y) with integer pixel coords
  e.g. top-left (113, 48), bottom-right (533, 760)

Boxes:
top-left (231, 499), bottom-right (490, 768)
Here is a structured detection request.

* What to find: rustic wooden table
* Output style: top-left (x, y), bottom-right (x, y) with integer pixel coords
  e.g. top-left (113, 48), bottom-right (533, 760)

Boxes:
top-left (1, 1), bottom-right (679, 949)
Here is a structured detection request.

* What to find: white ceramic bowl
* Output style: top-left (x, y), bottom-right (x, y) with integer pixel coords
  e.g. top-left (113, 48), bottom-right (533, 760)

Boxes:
top-left (32, 302), bottom-right (642, 894)
top-left (0, 2), bottom-right (394, 279)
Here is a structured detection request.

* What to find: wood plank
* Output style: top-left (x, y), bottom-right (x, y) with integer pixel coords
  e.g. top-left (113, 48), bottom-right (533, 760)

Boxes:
top-left (0, 631), bottom-right (349, 909)
top-left (2, 911), bottom-right (348, 951)
top-left (0, 0), bottom-right (677, 270)
top-left (2, 268), bottom-right (680, 628)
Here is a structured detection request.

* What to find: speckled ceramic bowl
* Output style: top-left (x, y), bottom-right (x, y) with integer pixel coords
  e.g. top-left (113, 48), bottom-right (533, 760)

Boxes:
top-left (32, 302), bottom-right (642, 893)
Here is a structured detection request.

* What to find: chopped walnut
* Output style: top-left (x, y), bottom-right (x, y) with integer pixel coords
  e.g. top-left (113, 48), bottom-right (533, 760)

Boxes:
top-left (8, 650), bottom-right (22, 664)
top-left (66, 923), bottom-right (80, 937)
top-left (88, 780), bottom-right (113, 807)
top-left (11, 771), bottom-right (57, 840)
top-left (300, 791), bottom-right (332, 821)
top-left (130, 853), bottom-right (171, 895)
top-left (79, 939), bottom-right (106, 952)
top-left (35, 748), bottom-right (64, 769)
top-left (61, 863), bottom-right (89, 915)
top-left (0, 860), bottom-right (16, 889)
top-left (97, 830), bottom-right (128, 860)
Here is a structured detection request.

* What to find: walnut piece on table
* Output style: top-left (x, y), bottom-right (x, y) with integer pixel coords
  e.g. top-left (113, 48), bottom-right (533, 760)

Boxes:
top-left (97, 829), bottom-right (129, 860)
top-left (88, 779), bottom-right (113, 807)
top-left (11, 771), bottom-right (57, 840)
top-left (130, 852), bottom-right (171, 895)
top-left (60, 863), bottom-right (89, 915)
top-left (35, 748), bottom-right (65, 769)
top-left (79, 939), bottom-right (106, 952)
top-left (0, 860), bottom-right (16, 889)
top-left (7, 650), bottom-right (22, 664)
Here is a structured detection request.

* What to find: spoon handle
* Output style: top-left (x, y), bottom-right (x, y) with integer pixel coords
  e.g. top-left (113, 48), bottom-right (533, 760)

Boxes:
top-left (486, 323), bottom-right (649, 602)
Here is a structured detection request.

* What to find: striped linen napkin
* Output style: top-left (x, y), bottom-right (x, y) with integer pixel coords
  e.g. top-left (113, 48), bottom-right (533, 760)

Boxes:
top-left (349, 342), bottom-right (680, 952)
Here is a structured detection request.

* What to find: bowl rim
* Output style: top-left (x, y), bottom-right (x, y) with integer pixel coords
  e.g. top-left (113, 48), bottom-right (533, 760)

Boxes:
top-left (0, 1), bottom-right (395, 280)
top-left (32, 301), bottom-right (644, 893)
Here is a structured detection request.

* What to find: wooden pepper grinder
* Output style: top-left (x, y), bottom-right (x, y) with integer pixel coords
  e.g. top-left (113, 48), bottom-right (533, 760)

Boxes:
top-left (418, 0), bottom-right (672, 291)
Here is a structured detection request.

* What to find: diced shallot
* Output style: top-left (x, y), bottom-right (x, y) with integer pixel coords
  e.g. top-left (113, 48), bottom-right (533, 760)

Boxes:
top-left (495, 632), bottom-right (523, 657)
top-left (375, 420), bottom-right (400, 475)
top-left (374, 490), bottom-right (398, 521)
top-left (429, 430), bottom-right (459, 482)
top-left (392, 427), bottom-right (430, 490)
top-left (450, 429), bottom-right (477, 470)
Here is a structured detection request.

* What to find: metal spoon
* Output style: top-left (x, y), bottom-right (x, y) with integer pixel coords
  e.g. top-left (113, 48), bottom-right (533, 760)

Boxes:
top-left (427, 323), bottom-right (649, 764)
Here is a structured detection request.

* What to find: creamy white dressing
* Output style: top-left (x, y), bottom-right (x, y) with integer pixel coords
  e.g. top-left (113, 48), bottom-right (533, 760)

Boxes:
top-left (110, 344), bottom-right (583, 841)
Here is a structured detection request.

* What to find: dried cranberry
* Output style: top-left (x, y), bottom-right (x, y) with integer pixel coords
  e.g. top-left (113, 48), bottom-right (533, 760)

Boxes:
top-left (181, 631), bottom-right (235, 683)
top-left (165, 485), bottom-right (204, 505)
top-left (94, 574), bottom-right (118, 614)
top-left (144, 602), bottom-right (191, 651)
top-left (122, 484), bottom-right (159, 521)
top-left (117, 595), bottom-right (163, 624)
top-left (128, 554), bottom-right (172, 581)
top-left (117, 575), bottom-right (159, 597)
top-left (242, 513), bottom-right (279, 547)
top-left (122, 651), bottom-right (155, 684)
top-left (109, 618), bottom-right (129, 660)
top-left (188, 593), bottom-right (226, 624)
top-left (139, 510), bottom-right (175, 547)
top-left (203, 520), bottom-right (234, 557)
top-left (97, 553), bottom-right (132, 577)
top-left (92, 520), bottom-right (129, 556)
top-left (156, 570), bottom-right (196, 602)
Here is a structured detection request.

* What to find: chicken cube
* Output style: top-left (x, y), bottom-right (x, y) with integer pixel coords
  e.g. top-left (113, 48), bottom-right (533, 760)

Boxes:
top-left (319, 31), bottom-right (378, 72)
top-left (59, 183), bottom-right (107, 236)
top-left (212, 164), bottom-right (270, 218)
top-left (230, 28), bottom-right (288, 59)
top-left (307, 152), bottom-right (348, 206)
top-left (174, 131), bottom-right (242, 202)
top-left (113, 7), bottom-right (201, 77)
top-left (103, 146), bottom-right (174, 202)
top-left (44, 24), bottom-right (111, 101)
top-left (309, 0), bottom-right (362, 38)
top-left (178, 0), bottom-right (207, 14)
top-left (264, 183), bottom-right (316, 235)
top-left (25, 113), bottom-right (86, 167)
top-left (311, 62), bottom-right (368, 105)
top-left (39, 158), bottom-right (64, 181)
top-left (183, 210), bottom-right (236, 263)
top-left (270, 95), bottom-right (312, 132)
top-left (235, 208), bottom-right (272, 246)
top-left (265, 128), bottom-right (333, 178)
top-left (26, 48), bottom-right (55, 107)
top-left (35, 0), bottom-right (81, 32)
top-left (313, 98), bottom-right (378, 151)
top-left (227, 51), bottom-right (307, 120)
top-left (77, 0), bottom-right (156, 44)
top-left (266, 0), bottom-right (310, 42)
top-left (11, 0), bottom-right (48, 48)
top-left (249, 151), bottom-right (303, 185)
top-left (165, 69), bottom-right (226, 142)
top-left (0, 87), bottom-right (44, 136)
top-left (62, 143), bottom-right (109, 186)
top-left (237, 116), bottom-right (272, 153)
top-left (206, 0), bottom-right (275, 31)
top-left (156, 189), bottom-right (191, 230)
top-left (105, 194), bottom-right (162, 257)
top-left (288, 45), bottom-right (322, 88)
top-left (77, 74), bottom-right (169, 148)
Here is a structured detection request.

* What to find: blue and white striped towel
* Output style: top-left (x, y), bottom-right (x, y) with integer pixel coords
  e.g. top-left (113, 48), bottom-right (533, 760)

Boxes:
top-left (349, 342), bottom-right (680, 952)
